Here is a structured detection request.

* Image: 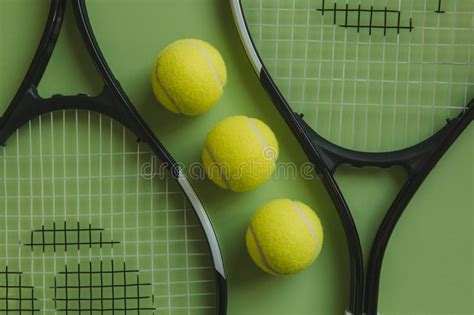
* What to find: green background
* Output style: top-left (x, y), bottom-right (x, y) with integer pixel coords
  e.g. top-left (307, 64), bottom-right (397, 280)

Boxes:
top-left (0, 0), bottom-right (472, 314)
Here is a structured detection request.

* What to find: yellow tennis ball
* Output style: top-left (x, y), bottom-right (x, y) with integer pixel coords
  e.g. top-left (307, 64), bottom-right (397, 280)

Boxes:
top-left (151, 39), bottom-right (227, 115)
top-left (246, 199), bottom-right (323, 275)
top-left (202, 116), bottom-right (279, 192)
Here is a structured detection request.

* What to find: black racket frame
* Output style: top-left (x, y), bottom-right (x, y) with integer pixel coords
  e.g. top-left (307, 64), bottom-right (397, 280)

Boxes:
top-left (0, 1), bottom-right (227, 314)
top-left (231, 0), bottom-right (473, 314)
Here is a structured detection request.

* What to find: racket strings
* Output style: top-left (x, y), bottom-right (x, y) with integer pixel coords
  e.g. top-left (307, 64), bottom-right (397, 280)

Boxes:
top-left (0, 110), bottom-right (216, 314)
top-left (0, 267), bottom-right (40, 313)
top-left (24, 222), bottom-right (120, 252)
top-left (243, 0), bottom-right (473, 151)
top-left (316, 1), bottom-right (414, 35)
top-left (52, 261), bottom-right (155, 313)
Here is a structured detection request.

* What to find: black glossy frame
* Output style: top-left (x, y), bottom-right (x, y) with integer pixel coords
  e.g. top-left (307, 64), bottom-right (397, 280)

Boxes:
top-left (261, 69), bottom-right (473, 315)
top-left (231, 0), bottom-right (473, 314)
top-left (0, 1), bottom-right (227, 314)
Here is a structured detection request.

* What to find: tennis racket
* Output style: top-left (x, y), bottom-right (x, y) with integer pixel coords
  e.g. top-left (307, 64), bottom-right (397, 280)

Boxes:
top-left (0, 0), bottom-right (226, 314)
top-left (231, 0), bottom-right (473, 314)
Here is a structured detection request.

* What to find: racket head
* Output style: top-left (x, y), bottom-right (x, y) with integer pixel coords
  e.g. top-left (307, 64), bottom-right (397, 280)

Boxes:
top-left (232, 0), bottom-right (473, 153)
top-left (232, 0), bottom-right (473, 313)
top-left (0, 0), bottom-right (226, 313)
top-left (0, 111), bottom-right (219, 314)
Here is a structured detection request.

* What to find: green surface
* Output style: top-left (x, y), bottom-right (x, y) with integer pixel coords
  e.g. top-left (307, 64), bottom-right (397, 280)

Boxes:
top-left (0, 0), bottom-right (472, 314)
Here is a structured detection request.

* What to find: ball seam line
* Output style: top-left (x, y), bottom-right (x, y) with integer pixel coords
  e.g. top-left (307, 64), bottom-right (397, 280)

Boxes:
top-left (291, 201), bottom-right (319, 257)
top-left (246, 117), bottom-right (276, 162)
top-left (249, 224), bottom-right (283, 275)
top-left (204, 146), bottom-right (230, 189)
top-left (154, 65), bottom-right (182, 113)
top-left (182, 40), bottom-right (224, 90)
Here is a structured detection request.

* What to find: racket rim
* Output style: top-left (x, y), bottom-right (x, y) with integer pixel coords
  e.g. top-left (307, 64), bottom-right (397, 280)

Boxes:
top-left (230, 0), bottom-right (473, 166)
top-left (0, 0), bottom-right (227, 313)
top-left (231, 0), bottom-right (473, 314)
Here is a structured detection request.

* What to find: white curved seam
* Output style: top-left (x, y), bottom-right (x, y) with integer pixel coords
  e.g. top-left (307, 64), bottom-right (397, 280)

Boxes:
top-left (183, 41), bottom-right (224, 90)
top-left (249, 224), bottom-right (282, 275)
top-left (247, 117), bottom-right (275, 162)
top-left (154, 66), bottom-right (181, 113)
top-left (291, 201), bottom-right (319, 251)
top-left (204, 146), bottom-right (230, 189)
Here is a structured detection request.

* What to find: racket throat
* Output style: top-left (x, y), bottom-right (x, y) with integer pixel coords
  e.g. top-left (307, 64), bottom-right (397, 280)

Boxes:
top-left (294, 101), bottom-right (474, 176)
top-left (0, 86), bottom-right (143, 147)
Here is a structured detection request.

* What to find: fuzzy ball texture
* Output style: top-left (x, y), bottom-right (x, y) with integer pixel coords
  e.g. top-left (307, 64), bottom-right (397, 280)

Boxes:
top-left (246, 199), bottom-right (323, 276)
top-left (151, 39), bottom-right (227, 115)
top-left (202, 116), bottom-right (278, 192)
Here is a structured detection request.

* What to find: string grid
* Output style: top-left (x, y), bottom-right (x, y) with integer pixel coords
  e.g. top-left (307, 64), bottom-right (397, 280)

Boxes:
top-left (243, 0), bottom-right (473, 151)
top-left (0, 111), bottom-right (216, 314)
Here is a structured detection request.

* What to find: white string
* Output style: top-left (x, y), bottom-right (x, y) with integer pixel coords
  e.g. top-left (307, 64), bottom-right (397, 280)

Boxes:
top-left (300, 0), bottom-right (313, 116)
top-left (338, 0), bottom-right (350, 145)
top-left (149, 143), bottom-right (156, 310)
top-left (3, 138), bottom-right (8, 265)
top-left (287, 0), bottom-right (297, 106)
top-left (259, 0), bottom-right (263, 51)
top-left (28, 120), bottom-right (35, 303)
top-left (0, 250), bottom-right (211, 260)
top-left (62, 111), bottom-right (68, 266)
top-left (88, 112), bottom-right (93, 265)
top-left (166, 164), bottom-right (172, 314)
top-left (376, 0), bottom-right (388, 150)
top-left (314, 0), bottom-right (326, 128)
top-left (109, 118), bottom-right (115, 261)
top-left (363, 0), bottom-right (374, 150)
top-left (431, 2), bottom-right (441, 134)
top-left (16, 130), bottom-right (22, 280)
top-left (389, 0), bottom-right (403, 148)
top-left (415, 0), bottom-right (428, 142)
top-left (327, 0), bottom-right (338, 137)
top-left (135, 141), bottom-right (141, 302)
top-left (350, 3), bottom-right (362, 147)
top-left (39, 115), bottom-right (46, 314)
top-left (184, 189), bottom-right (191, 315)
top-left (50, 112), bottom-right (57, 315)
top-left (121, 125), bottom-right (126, 271)
top-left (275, 0), bottom-right (282, 80)
top-left (99, 114), bottom-right (104, 262)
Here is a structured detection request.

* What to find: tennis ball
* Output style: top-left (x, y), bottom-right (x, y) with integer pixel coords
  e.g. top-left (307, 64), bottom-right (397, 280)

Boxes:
top-left (151, 39), bottom-right (227, 115)
top-left (202, 116), bottom-right (278, 192)
top-left (246, 199), bottom-right (323, 275)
